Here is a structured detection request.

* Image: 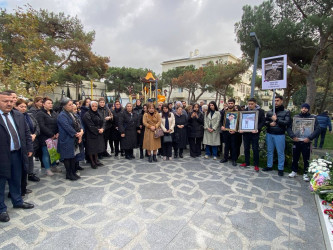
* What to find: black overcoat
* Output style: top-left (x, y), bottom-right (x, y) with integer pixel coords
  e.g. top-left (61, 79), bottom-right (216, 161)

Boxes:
top-left (173, 113), bottom-right (188, 148)
top-left (118, 111), bottom-right (140, 150)
top-left (82, 109), bottom-right (105, 154)
top-left (110, 108), bottom-right (123, 141)
top-left (0, 110), bottom-right (33, 178)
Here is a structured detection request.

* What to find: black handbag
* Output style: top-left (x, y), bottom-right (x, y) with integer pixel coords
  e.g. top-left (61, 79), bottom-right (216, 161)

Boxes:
top-left (163, 134), bottom-right (172, 143)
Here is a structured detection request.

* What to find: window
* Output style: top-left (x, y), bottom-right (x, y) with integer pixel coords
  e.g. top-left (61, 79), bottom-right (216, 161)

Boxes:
top-left (178, 88), bottom-right (183, 93)
top-left (264, 101), bottom-right (268, 106)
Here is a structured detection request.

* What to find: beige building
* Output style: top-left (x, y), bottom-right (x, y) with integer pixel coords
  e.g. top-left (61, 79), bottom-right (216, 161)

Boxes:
top-left (161, 51), bottom-right (251, 107)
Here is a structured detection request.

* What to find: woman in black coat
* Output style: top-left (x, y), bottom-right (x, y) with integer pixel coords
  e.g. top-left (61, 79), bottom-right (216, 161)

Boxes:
top-left (188, 103), bottom-right (204, 158)
top-left (138, 104), bottom-right (147, 159)
top-left (36, 97), bottom-right (59, 176)
top-left (118, 103), bottom-right (140, 160)
top-left (15, 99), bottom-right (40, 197)
top-left (173, 106), bottom-right (188, 158)
top-left (82, 101), bottom-right (105, 169)
top-left (111, 100), bottom-right (124, 157)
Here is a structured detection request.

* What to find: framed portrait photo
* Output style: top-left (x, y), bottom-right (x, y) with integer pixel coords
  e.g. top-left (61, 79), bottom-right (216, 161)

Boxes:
top-left (239, 111), bottom-right (259, 132)
top-left (292, 118), bottom-right (315, 141)
top-left (224, 111), bottom-right (239, 131)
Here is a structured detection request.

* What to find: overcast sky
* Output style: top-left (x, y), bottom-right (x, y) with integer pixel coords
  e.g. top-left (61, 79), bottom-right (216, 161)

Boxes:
top-left (3, 0), bottom-right (263, 74)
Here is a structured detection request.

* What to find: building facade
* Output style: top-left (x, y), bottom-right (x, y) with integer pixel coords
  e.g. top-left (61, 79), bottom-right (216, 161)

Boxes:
top-left (161, 51), bottom-right (251, 107)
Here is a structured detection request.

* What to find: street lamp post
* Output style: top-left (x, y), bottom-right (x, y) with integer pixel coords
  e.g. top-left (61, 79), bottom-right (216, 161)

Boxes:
top-left (250, 32), bottom-right (261, 98)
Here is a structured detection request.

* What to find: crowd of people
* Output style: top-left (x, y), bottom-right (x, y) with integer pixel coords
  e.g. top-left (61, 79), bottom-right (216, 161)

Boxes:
top-left (0, 89), bottom-right (331, 223)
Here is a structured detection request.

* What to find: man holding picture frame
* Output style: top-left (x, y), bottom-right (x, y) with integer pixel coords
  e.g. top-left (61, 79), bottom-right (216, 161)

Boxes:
top-left (287, 103), bottom-right (321, 181)
top-left (220, 99), bottom-right (239, 166)
top-left (238, 98), bottom-right (265, 172)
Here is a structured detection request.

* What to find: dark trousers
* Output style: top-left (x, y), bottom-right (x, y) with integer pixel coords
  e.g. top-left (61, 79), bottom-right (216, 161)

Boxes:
top-left (173, 143), bottom-right (183, 156)
top-left (292, 142), bottom-right (311, 174)
top-left (103, 128), bottom-right (112, 153)
top-left (21, 166), bottom-right (28, 195)
top-left (114, 140), bottom-right (121, 154)
top-left (188, 137), bottom-right (202, 157)
top-left (162, 142), bottom-right (172, 157)
top-left (314, 127), bottom-right (327, 148)
top-left (243, 133), bottom-right (260, 166)
top-left (0, 150), bottom-right (24, 213)
top-left (223, 132), bottom-right (238, 161)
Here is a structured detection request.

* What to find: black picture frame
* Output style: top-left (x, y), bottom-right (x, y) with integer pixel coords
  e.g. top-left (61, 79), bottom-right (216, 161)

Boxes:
top-left (239, 111), bottom-right (259, 132)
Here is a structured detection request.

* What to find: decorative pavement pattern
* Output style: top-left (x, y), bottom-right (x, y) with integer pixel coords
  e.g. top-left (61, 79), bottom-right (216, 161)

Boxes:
top-left (0, 151), bottom-right (326, 250)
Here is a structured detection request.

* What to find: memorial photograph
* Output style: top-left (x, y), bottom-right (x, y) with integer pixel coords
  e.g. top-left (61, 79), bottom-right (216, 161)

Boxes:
top-left (292, 118), bottom-right (315, 140)
top-left (239, 111), bottom-right (258, 132)
top-left (224, 111), bottom-right (239, 131)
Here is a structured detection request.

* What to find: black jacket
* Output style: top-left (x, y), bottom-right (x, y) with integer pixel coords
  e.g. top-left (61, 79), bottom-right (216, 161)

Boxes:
top-left (0, 110), bottom-right (33, 178)
top-left (36, 108), bottom-right (58, 146)
top-left (287, 112), bottom-right (321, 141)
top-left (98, 105), bottom-right (112, 130)
top-left (188, 111), bottom-right (204, 138)
top-left (265, 105), bottom-right (291, 135)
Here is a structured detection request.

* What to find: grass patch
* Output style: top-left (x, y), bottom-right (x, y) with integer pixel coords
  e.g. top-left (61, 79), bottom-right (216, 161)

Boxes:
top-left (322, 129), bottom-right (333, 150)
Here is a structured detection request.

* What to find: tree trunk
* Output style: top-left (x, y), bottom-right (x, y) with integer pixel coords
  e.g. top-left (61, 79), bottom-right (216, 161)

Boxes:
top-left (305, 72), bottom-right (317, 113)
top-left (319, 71), bottom-right (331, 113)
top-left (217, 93), bottom-right (222, 108)
top-left (167, 86), bottom-right (173, 103)
top-left (214, 91), bottom-right (218, 103)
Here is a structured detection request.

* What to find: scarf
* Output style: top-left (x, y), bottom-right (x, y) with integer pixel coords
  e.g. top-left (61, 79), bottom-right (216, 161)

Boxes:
top-left (24, 113), bottom-right (34, 134)
top-left (163, 112), bottom-right (169, 130)
top-left (210, 110), bottom-right (215, 118)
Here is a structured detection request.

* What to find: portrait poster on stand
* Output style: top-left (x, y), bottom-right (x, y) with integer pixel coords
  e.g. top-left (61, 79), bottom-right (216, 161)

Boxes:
top-left (262, 54), bottom-right (287, 90)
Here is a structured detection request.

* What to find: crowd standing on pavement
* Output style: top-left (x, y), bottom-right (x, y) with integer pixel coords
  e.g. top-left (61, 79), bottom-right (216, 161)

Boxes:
top-left (0, 90), bottom-right (331, 223)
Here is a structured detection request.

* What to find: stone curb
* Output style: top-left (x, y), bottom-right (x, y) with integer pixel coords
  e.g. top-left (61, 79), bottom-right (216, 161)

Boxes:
top-left (315, 194), bottom-right (333, 250)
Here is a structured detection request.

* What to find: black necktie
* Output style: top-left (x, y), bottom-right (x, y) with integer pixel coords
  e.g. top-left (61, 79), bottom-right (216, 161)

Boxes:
top-left (3, 113), bottom-right (20, 150)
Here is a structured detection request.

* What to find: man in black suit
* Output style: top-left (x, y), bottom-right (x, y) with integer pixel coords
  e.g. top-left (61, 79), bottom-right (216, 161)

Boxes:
top-left (0, 92), bottom-right (34, 223)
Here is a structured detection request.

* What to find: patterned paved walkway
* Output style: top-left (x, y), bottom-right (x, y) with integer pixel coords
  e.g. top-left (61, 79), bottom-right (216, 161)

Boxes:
top-left (0, 151), bottom-right (325, 249)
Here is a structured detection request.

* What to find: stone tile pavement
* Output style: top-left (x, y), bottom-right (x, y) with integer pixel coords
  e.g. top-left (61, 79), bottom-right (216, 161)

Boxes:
top-left (0, 151), bottom-right (326, 249)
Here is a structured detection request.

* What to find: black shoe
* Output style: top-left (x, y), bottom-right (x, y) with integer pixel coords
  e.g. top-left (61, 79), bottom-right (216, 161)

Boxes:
top-left (179, 154), bottom-right (183, 158)
top-left (140, 154), bottom-right (144, 159)
top-left (91, 163), bottom-right (98, 169)
top-left (125, 155), bottom-right (132, 160)
top-left (232, 161), bottom-right (237, 166)
top-left (28, 173), bottom-right (40, 182)
top-left (262, 167), bottom-right (273, 171)
top-left (115, 153), bottom-right (119, 157)
top-left (278, 170), bottom-right (284, 176)
top-left (13, 202), bottom-right (34, 209)
top-left (0, 212), bottom-right (10, 222)
top-left (148, 155), bottom-right (153, 163)
top-left (220, 159), bottom-right (228, 163)
top-left (96, 162), bottom-right (104, 166)
top-left (174, 153), bottom-right (178, 159)
top-left (66, 174), bottom-right (78, 181)
top-left (153, 155), bottom-right (157, 162)
top-left (121, 153), bottom-right (125, 157)
top-left (131, 155), bottom-right (135, 159)
top-left (76, 165), bottom-right (84, 171)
